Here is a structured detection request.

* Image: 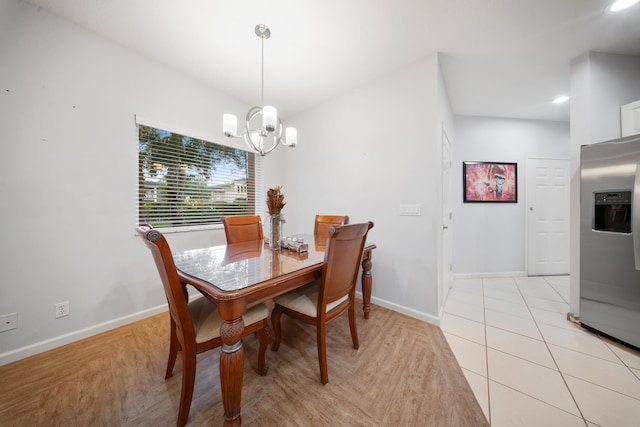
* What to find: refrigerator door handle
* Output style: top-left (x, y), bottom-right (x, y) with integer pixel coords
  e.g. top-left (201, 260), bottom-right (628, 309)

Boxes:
top-left (634, 165), bottom-right (640, 270)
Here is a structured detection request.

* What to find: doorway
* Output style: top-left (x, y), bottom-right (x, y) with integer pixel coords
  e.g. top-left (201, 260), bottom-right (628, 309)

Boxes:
top-left (440, 125), bottom-right (453, 312)
top-left (526, 158), bottom-right (570, 275)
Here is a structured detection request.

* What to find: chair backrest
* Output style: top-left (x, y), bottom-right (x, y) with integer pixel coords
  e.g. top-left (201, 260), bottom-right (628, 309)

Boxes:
top-left (136, 225), bottom-right (196, 343)
top-left (319, 222), bottom-right (374, 307)
top-left (223, 215), bottom-right (264, 244)
top-left (224, 239), bottom-right (263, 264)
top-left (314, 215), bottom-right (349, 246)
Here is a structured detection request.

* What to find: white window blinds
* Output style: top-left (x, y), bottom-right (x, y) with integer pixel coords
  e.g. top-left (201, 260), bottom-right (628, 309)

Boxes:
top-left (137, 123), bottom-right (262, 229)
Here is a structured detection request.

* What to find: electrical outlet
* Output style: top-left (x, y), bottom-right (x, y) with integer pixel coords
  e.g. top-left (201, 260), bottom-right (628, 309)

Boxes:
top-left (0, 313), bottom-right (17, 332)
top-left (55, 301), bottom-right (69, 318)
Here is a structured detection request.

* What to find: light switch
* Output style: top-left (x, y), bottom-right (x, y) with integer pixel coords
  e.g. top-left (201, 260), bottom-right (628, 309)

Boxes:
top-left (399, 204), bottom-right (421, 216)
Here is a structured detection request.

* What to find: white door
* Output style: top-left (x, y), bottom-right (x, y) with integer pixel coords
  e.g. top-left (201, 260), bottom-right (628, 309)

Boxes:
top-left (527, 158), bottom-right (570, 275)
top-left (440, 126), bottom-right (453, 311)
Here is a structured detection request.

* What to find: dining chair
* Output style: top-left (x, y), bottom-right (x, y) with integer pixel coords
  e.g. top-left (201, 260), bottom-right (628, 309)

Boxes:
top-left (271, 221), bottom-right (374, 384)
top-left (222, 215), bottom-right (264, 244)
top-left (313, 215), bottom-right (349, 246)
top-left (136, 225), bottom-right (269, 426)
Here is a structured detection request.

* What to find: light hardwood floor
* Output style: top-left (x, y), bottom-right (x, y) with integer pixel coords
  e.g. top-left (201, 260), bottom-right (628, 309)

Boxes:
top-left (0, 302), bottom-right (488, 426)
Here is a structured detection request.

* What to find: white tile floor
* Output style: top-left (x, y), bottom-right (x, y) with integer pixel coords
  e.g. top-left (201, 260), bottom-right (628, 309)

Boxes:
top-left (441, 276), bottom-right (640, 427)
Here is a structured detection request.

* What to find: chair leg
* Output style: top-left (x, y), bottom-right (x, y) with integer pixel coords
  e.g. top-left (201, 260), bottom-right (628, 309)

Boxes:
top-left (271, 307), bottom-right (283, 351)
top-left (348, 302), bottom-right (360, 350)
top-left (256, 322), bottom-right (270, 376)
top-left (177, 347), bottom-right (197, 427)
top-left (166, 318), bottom-right (179, 379)
top-left (317, 321), bottom-right (329, 385)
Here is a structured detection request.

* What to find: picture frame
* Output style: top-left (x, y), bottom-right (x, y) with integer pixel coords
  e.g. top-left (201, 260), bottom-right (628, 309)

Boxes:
top-left (463, 161), bottom-right (517, 203)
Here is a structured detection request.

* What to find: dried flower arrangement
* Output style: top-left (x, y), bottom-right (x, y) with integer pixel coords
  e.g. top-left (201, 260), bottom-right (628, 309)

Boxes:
top-left (266, 186), bottom-right (286, 216)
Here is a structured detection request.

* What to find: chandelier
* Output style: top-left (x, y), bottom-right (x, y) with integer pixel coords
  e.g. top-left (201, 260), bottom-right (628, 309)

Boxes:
top-left (223, 24), bottom-right (297, 156)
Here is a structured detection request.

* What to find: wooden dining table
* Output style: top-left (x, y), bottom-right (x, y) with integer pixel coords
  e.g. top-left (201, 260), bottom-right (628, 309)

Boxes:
top-left (172, 234), bottom-right (376, 426)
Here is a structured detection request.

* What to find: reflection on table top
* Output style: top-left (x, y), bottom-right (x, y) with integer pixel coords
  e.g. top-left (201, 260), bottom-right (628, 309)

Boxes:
top-left (173, 235), bottom-right (325, 292)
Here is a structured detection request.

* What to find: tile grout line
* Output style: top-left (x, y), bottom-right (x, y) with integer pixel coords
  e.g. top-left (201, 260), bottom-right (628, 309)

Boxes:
top-left (485, 379), bottom-right (590, 423)
top-left (453, 276), bottom-right (640, 426)
top-left (443, 281), bottom-right (491, 423)
top-left (595, 335), bottom-right (640, 381)
top-left (535, 278), bottom-right (640, 406)
top-left (525, 276), bottom-right (588, 426)
top-left (539, 277), bottom-right (639, 376)
top-left (560, 370), bottom-right (640, 403)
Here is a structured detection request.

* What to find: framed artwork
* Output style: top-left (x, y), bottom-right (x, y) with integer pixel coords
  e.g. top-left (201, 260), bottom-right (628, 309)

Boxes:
top-left (463, 161), bottom-right (517, 203)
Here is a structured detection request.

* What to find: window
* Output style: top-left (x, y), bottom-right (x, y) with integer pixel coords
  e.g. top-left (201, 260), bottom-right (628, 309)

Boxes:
top-left (137, 123), bottom-right (262, 229)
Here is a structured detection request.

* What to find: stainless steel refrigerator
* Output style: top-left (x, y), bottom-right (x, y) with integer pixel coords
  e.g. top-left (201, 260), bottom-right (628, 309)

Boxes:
top-left (580, 134), bottom-right (640, 350)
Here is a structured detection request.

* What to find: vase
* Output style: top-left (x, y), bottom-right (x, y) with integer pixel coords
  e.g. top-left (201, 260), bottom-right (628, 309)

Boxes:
top-left (268, 214), bottom-right (283, 250)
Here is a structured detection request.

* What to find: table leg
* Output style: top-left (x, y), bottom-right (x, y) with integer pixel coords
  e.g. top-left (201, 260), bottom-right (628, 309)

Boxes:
top-left (361, 256), bottom-right (373, 319)
top-left (220, 316), bottom-right (245, 426)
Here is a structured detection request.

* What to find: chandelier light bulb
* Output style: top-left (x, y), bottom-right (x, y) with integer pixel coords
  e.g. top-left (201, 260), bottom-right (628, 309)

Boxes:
top-left (285, 127), bottom-right (297, 146)
top-left (262, 106), bottom-right (277, 132)
top-left (223, 114), bottom-right (238, 137)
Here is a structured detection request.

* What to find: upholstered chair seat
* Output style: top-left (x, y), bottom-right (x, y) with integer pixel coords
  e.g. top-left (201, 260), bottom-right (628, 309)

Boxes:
top-left (189, 297), bottom-right (268, 343)
top-left (272, 282), bottom-right (348, 317)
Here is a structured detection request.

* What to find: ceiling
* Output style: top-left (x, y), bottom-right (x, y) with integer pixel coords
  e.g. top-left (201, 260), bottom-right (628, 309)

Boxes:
top-left (24, 0), bottom-right (640, 122)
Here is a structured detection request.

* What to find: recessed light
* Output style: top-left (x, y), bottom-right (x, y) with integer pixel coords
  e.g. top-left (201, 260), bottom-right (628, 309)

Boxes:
top-left (553, 95), bottom-right (570, 104)
top-left (609, 0), bottom-right (640, 12)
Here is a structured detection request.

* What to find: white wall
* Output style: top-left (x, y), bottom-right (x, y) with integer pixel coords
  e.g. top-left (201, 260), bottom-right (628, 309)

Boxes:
top-left (453, 116), bottom-right (570, 275)
top-left (0, 1), bottom-right (258, 363)
top-left (588, 53), bottom-right (640, 143)
top-left (569, 52), bottom-right (640, 315)
top-left (2, 0), bottom-right (588, 364)
top-left (0, 2), bottom-right (451, 363)
top-left (267, 56), bottom-right (444, 323)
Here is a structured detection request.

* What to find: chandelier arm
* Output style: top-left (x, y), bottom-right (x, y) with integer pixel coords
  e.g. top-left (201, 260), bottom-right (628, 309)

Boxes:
top-left (242, 132), bottom-right (264, 156)
top-left (260, 138), bottom-right (280, 156)
top-left (260, 121), bottom-right (283, 155)
top-left (242, 106), bottom-right (282, 156)
top-left (243, 132), bottom-right (281, 156)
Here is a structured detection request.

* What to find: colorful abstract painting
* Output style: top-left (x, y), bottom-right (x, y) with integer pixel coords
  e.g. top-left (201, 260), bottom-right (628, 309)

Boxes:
top-left (463, 162), bottom-right (517, 203)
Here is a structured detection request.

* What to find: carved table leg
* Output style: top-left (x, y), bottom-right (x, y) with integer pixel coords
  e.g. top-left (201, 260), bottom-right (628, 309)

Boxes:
top-left (361, 256), bottom-right (373, 319)
top-left (219, 305), bottom-right (245, 426)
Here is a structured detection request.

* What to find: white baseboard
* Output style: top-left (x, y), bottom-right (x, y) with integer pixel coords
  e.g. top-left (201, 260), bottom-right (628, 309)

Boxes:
top-left (3, 292), bottom-right (441, 366)
top-left (0, 304), bottom-right (169, 367)
top-left (356, 291), bottom-right (440, 326)
top-left (453, 271), bottom-right (527, 280)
